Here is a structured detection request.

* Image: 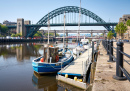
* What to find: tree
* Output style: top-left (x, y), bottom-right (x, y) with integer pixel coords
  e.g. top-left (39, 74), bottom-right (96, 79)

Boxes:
top-left (56, 33), bottom-right (60, 37)
top-left (11, 34), bottom-right (16, 37)
top-left (0, 25), bottom-right (8, 33)
top-left (0, 24), bottom-right (1, 31)
top-left (107, 31), bottom-right (114, 40)
top-left (15, 33), bottom-right (22, 37)
top-left (115, 22), bottom-right (127, 39)
top-left (126, 20), bottom-right (130, 26)
top-left (44, 33), bottom-right (54, 37)
top-left (33, 31), bottom-right (42, 37)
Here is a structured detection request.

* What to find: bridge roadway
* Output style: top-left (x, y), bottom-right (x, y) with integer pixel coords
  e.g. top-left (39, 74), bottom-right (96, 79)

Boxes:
top-left (39, 30), bottom-right (108, 33)
top-left (25, 23), bottom-right (117, 27)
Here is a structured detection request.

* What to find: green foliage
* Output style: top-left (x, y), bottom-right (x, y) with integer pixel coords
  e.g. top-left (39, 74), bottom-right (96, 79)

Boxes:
top-left (0, 24), bottom-right (8, 33)
top-left (34, 31), bottom-right (42, 37)
top-left (44, 33), bottom-right (59, 37)
top-left (115, 22), bottom-right (127, 39)
top-left (100, 33), bottom-right (103, 36)
top-left (15, 33), bottom-right (22, 37)
top-left (56, 33), bottom-right (59, 37)
top-left (11, 33), bottom-right (22, 37)
top-left (0, 34), bottom-right (4, 37)
top-left (11, 34), bottom-right (16, 37)
top-left (126, 20), bottom-right (130, 26)
top-left (107, 31), bottom-right (114, 40)
top-left (44, 33), bottom-right (54, 37)
top-left (0, 24), bottom-right (1, 31)
top-left (34, 45), bottom-right (41, 50)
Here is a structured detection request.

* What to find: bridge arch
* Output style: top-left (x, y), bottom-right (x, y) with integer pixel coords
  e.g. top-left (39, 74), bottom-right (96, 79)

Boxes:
top-left (28, 6), bottom-right (112, 37)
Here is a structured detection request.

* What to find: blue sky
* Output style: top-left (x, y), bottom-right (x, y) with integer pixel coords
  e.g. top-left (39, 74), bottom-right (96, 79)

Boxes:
top-left (0, 0), bottom-right (130, 31)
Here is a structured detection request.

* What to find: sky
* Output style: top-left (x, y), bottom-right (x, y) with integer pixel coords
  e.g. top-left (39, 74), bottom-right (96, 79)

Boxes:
top-left (0, 0), bottom-right (130, 31)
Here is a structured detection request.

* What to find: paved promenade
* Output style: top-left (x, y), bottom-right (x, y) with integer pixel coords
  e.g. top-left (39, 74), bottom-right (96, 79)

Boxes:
top-left (92, 42), bottom-right (130, 91)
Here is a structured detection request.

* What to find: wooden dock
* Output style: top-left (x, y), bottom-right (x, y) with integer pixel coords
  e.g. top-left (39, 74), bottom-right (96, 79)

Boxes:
top-left (58, 47), bottom-right (93, 76)
top-left (57, 43), bottom-right (97, 90)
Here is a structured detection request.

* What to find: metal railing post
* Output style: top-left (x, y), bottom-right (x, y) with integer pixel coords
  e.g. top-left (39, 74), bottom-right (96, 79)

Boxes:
top-left (107, 40), bottom-right (109, 54)
top-left (92, 41), bottom-right (94, 62)
top-left (113, 42), bottom-right (126, 80)
top-left (108, 40), bottom-right (114, 62)
top-left (105, 40), bottom-right (107, 50)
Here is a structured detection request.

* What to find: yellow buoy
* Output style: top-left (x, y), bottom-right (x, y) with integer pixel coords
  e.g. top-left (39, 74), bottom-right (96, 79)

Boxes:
top-left (74, 76), bottom-right (77, 81)
top-left (79, 79), bottom-right (82, 82)
top-left (65, 74), bottom-right (68, 78)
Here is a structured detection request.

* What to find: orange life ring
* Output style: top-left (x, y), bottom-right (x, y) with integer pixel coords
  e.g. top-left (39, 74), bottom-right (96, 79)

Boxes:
top-left (55, 55), bottom-right (59, 62)
top-left (49, 45), bottom-right (53, 47)
top-left (40, 58), bottom-right (44, 62)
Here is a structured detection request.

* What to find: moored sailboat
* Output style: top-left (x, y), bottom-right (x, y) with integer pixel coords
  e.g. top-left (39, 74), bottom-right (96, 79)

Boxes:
top-left (32, 12), bottom-right (74, 74)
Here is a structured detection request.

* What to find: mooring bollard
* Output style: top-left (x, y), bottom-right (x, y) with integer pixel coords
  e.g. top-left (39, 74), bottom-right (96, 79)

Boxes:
top-left (107, 40), bottom-right (109, 55)
top-left (108, 40), bottom-right (114, 62)
top-left (113, 42), bottom-right (126, 80)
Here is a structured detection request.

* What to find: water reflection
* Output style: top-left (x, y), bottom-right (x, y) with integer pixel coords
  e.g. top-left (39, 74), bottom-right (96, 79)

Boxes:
top-left (0, 43), bottom-right (42, 61)
top-left (32, 71), bottom-right (57, 91)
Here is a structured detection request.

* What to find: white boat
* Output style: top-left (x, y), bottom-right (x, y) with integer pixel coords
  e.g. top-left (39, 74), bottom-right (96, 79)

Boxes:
top-left (80, 38), bottom-right (89, 45)
top-left (80, 37), bottom-right (91, 50)
top-left (73, 45), bottom-right (84, 55)
top-left (73, 0), bottom-right (85, 55)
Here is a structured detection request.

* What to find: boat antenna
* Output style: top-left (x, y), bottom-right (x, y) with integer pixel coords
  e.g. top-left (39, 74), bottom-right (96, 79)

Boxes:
top-left (63, 11), bottom-right (66, 54)
top-left (78, 0), bottom-right (81, 44)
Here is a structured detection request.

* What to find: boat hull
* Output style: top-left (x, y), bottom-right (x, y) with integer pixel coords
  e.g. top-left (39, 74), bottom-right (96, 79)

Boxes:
top-left (32, 55), bottom-right (74, 74)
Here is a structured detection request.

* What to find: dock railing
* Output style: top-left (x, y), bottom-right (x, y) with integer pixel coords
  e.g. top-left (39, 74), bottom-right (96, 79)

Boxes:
top-left (102, 40), bottom-right (130, 81)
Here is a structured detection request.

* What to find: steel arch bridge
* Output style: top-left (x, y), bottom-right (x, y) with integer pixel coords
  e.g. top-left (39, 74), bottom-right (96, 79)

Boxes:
top-left (27, 6), bottom-right (114, 37)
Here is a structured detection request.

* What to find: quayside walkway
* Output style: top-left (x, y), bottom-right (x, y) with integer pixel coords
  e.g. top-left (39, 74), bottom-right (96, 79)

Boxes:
top-left (92, 42), bottom-right (130, 91)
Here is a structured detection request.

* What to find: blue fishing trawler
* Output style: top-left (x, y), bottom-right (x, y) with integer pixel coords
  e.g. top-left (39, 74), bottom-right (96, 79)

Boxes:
top-left (32, 12), bottom-right (74, 74)
top-left (32, 47), bottom-right (74, 74)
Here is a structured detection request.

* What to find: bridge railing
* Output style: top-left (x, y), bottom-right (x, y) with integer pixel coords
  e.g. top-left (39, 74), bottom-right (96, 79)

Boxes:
top-left (102, 40), bottom-right (130, 81)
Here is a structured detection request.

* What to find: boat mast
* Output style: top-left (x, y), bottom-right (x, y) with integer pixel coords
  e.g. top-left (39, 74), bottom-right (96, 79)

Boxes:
top-left (47, 12), bottom-right (50, 61)
top-left (48, 12), bottom-right (50, 45)
top-left (63, 12), bottom-right (66, 54)
top-left (78, 0), bottom-right (81, 43)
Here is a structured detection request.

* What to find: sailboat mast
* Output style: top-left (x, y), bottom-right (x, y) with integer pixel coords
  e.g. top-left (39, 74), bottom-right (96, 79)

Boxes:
top-left (47, 12), bottom-right (50, 61)
top-left (63, 12), bottom-right (66, 53)
top-left (48, 12), bottom-right (50, 44)
top-left (78, 0), bottom-right (81, 43)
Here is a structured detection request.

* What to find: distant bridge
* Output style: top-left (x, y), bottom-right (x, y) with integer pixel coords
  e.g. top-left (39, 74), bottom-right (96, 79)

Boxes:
top-left (6, 6), bottom-right (118, 37)
top-left (39, 30), bottom-right (108, 33)
top-left (7, 23), bottom-right (117, 29)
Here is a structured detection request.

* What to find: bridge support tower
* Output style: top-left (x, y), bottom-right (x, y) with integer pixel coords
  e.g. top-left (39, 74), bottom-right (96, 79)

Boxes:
top-left (91, 30), bottom-right (93, 37)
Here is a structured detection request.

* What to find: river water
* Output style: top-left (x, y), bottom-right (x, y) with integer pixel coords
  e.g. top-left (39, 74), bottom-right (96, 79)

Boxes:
top-left (0, 41), bottom-right (91, 91)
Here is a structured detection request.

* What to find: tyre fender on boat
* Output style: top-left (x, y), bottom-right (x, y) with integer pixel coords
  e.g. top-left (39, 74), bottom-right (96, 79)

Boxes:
top-left (55, 55), bottom-right (59, 62)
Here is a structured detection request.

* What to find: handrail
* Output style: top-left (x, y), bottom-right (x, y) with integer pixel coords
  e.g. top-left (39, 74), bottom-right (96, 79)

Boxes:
top-left (119, 50), bottom-right (130, 59)
top-left (102, 40), bottom-right (130, 81)
top-left (124, 59), bottom-right (130, 65)
top-left (111, 46), bottom-right (117, 50)
top-left (119, 66), bottom-right (130, 81)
